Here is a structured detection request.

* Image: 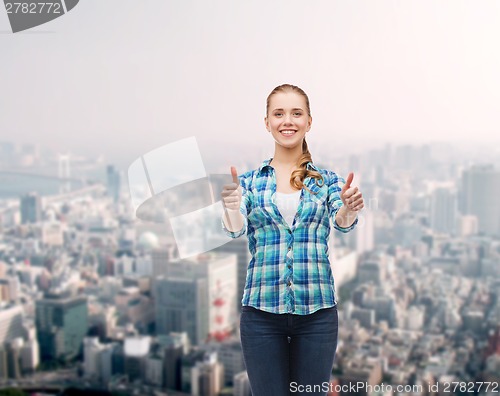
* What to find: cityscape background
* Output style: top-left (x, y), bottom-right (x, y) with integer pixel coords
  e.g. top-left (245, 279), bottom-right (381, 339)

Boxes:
top-left (1, 1), bottom-right (500, 395)
top-left (0, 138), bottom-right (499, 395)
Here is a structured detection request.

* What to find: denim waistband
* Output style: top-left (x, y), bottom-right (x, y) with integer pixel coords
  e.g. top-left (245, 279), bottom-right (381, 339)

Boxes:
top-left (240, 304), bottom-right (337, 315)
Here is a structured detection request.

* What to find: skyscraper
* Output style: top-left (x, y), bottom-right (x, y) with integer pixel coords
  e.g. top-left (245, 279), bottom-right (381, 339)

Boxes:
top-left (164, 252), bottom-right (238, 343)
top-left (35, 291), bottom-right (88, 362)
top-left (430, 187), bottom-right (457, 235)
top-left (154, 252), bottom-right (238, 345)
top-left (159, 332), bottom-right (189, 391)
top-left (191, 351), bottom-right (224, 396)
top-left (154, 277), bottom-right (208, 346)
top-left (106, 164), bottom-right (121, 203)
top-left (213, 238), bottom-right (250, 312)
top-left (0, 304), bottom-right (24, 344)
top-left (460, 165), bottom-right (500, 236)
top-left (20, 192), bottom-right (42, 224)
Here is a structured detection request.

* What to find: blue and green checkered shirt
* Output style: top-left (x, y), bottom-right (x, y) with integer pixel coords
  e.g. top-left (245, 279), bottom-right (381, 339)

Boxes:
top-left (222, 158), bottom-right (358, 315)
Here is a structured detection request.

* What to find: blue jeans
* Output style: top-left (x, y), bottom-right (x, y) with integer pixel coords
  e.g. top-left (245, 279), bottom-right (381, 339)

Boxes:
top-left (239, 305), bottom-right (338, 396)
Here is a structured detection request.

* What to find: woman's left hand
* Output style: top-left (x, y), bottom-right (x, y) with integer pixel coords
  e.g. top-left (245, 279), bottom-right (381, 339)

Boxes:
top-left (340, 172), bottom-right (364, 212)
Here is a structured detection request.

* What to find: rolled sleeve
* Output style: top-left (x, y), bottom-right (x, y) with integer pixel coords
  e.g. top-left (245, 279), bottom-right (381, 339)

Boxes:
top-left (327, 171), bottom-right (359, 233)
top-left (221, 215), bottom-right (247, 238)
top-left (221, 173), bottom-right (250, 239)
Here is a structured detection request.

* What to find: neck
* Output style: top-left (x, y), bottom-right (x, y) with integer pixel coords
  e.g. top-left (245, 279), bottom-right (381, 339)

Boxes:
top-left (271, 143), bottom-right (304, 167)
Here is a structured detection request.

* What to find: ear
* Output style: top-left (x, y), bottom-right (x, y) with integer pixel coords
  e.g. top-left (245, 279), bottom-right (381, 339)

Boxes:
top-left (264, 116), bottom-right (270, 132)
top-left (307, 115), bottom-right (312, 131)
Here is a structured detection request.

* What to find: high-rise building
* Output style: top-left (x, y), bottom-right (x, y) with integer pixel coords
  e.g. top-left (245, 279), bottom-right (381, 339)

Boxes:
top-left (430, 187), bottom-right (457, 235)
top-left (213, 238), bottom-right (250, 312)
top-left (0, 346), bottom-right (8, 379)
top-left (20, 192), bottom-right (42, 224)
top-left (20, 338), bottom-right (39, 375)
top-left (145, 347), bottom-right (164, 387)
top-left (213, 338), bottom-right (245, 386)
top-left (0, 337), bottom-right (36, 380)
top-left (106, 165), bottom-right (121, 203)
top-left (159, 332), bottom-right (189, 391)
top-left (111, 343), bottom-right (125, 376)
top-left (0, 304), bottom-right (24, 344)
top-left (460, 165), bottom-right (500, 236)
top-left (19, 320), bottom-right (39, 374)
top-left (154, 277), bottom-right (208, 346)
top-left (6, 338), bottom-right (23, 379)
top-left (124, 336), bottom-right (151, 382)
top-left (181, 349), bottom-right (206, 393)
top-left (162, 252), bottom-right (238, 344)
top-left (190, 351), bottom-right (224, 396)
top-left (152, 246), bottom-right (176, 278)
top-left (83, 337), bottom-right (102, 380)
top-left (99, 343), bottom-right (114, 384)
top-left (35, 292), bottom-right (88, 362)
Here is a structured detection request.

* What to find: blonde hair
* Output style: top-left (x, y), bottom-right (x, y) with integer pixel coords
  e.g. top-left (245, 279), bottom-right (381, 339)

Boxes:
top-left (266, 84), bottom-right (324, 194)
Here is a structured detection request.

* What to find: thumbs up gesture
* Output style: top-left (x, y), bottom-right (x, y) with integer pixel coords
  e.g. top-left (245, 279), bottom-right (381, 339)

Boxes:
top-left (221, 166), bottom-right (242, 211)
top-left (340, 172), bottom-right (364, 212)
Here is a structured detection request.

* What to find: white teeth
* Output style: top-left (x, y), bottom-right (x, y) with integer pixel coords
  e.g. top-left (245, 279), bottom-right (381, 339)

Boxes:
top-left (281, 130), bottom-right (296, 135)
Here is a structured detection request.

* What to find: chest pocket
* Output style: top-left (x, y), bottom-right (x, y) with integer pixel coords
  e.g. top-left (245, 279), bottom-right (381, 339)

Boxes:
top-left (248, 185), bottom-right (275, 229)
top-left (247, 206), bottom-right (271, 228)
top-left (300, 181), bottom-right (328, 224)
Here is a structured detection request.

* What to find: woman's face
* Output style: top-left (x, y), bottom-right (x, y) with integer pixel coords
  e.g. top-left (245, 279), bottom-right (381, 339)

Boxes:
top-left (265, 92), bottom-right (312, 149)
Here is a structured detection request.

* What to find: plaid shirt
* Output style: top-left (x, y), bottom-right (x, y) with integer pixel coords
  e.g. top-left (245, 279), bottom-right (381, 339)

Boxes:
top-left (222, 158), bottom-right (358, 315)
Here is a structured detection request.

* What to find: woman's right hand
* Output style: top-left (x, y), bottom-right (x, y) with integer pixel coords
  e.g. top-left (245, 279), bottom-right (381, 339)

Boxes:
top-left (221, 166), bottom-right (245, 233)
top-left (221, 166), bottom-right (242, 211)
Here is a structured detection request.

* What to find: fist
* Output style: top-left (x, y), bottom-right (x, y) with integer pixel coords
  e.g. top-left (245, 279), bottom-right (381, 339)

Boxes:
top-left (340, 172), bottom-right (364, 212)
top-left (221, 166), bottom-right (242, 211)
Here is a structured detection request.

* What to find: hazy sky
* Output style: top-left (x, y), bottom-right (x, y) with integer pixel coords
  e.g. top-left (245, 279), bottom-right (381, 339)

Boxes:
top-left (1, 0), bottom-right (499, 170)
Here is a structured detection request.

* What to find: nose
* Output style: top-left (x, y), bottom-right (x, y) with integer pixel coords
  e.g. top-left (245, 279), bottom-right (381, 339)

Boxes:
top-left (283, 114), bottom-right (293, 125)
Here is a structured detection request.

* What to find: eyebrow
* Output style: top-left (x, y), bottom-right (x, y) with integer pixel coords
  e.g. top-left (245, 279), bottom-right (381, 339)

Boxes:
top-left (272, 108), bottom-right (304, 112)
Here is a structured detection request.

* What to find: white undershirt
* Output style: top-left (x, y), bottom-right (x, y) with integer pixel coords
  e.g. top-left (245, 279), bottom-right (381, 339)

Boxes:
top-left (275, 190), bottom-right (301, 227)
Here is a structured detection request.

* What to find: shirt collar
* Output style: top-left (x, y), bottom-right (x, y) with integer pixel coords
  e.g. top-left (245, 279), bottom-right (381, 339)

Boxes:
top-left (257, 157), bottom-right (319, 175)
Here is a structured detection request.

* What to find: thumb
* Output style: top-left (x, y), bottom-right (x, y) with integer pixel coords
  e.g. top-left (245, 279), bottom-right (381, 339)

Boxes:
top-left (342, 172), bottom-right (354, 191)
top-left (231, 166), bottom-right (239, 185)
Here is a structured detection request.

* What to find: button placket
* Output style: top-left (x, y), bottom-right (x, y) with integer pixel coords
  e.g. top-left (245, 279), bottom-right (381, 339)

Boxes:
top-left (284, 243), bottom-right (294, 313)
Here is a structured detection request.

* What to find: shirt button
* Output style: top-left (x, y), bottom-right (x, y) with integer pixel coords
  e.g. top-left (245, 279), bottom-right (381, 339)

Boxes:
top-left (287, 264), bottom-right (292, 269)
top-left (287, 280), bottom-right (292, 286)
top-left (288, 246), bottom-right (292, 251)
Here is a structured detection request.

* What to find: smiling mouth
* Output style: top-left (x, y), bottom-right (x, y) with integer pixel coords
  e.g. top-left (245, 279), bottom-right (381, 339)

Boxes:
top-left (280, 130), bottom-right (297, 136)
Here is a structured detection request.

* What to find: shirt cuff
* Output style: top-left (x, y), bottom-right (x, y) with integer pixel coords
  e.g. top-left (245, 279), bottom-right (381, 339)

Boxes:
top-left (221, 215), bottom-right (247, 238)
top-left (333, 211), bottom-right (359, 233)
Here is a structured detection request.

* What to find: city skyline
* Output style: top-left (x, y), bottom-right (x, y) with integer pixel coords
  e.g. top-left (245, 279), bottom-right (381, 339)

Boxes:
top-left (1, 128), bottom-right (500, 394)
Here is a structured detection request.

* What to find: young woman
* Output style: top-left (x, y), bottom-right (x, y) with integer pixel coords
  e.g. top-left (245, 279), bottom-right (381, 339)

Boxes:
top-left (221, 84), bottom-right (363, 395)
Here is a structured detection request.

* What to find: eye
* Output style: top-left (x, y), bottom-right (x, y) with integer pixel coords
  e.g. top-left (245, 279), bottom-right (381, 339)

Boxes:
top-left (294, 112), bottom-right (302, 116)
top-left (275, 112), bottom-right (282, 116)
